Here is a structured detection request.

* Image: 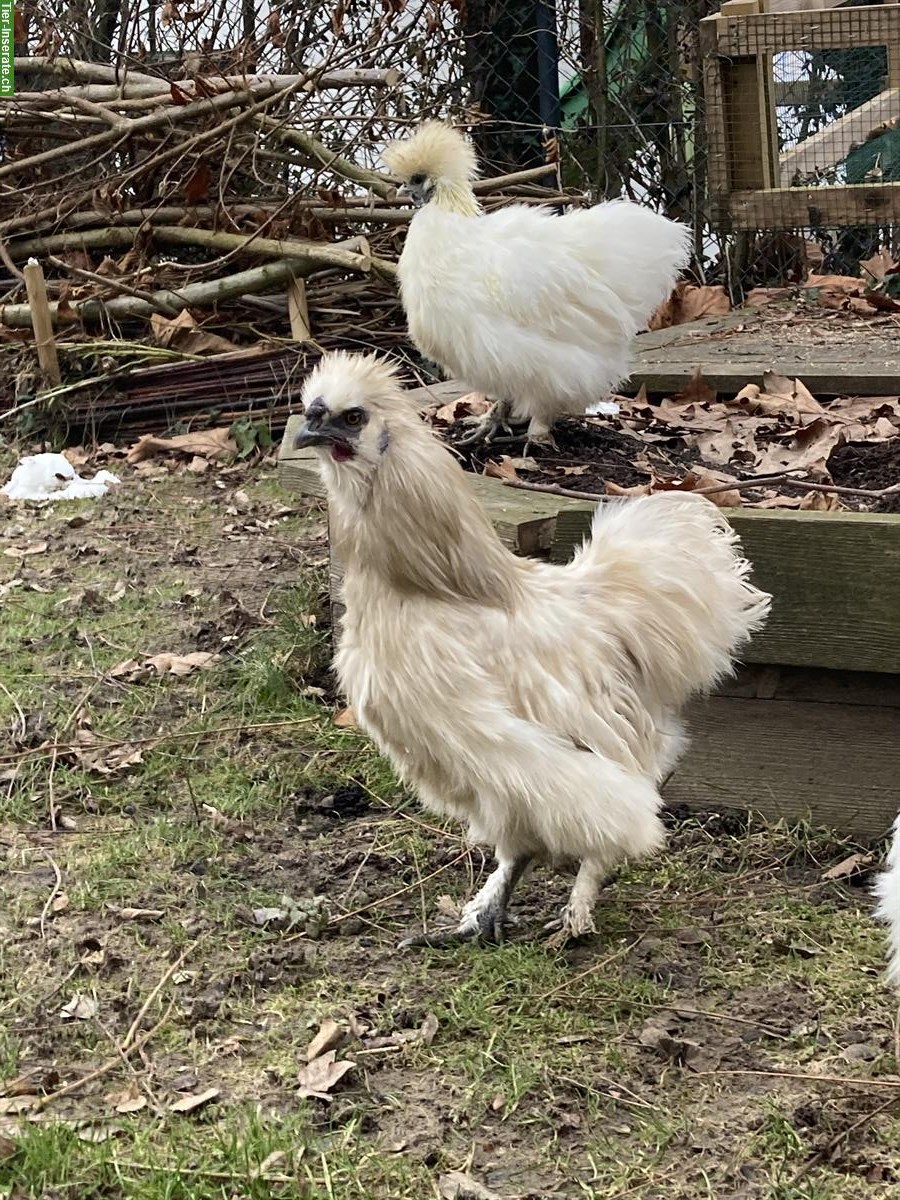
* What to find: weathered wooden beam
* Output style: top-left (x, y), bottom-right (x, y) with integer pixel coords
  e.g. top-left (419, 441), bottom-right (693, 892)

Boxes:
top-left (712, 6), bottom-right (900, 56)
top-left (724, 182), bottom-right (900, 229)
top-left (629, 358), bottom-right (900, 395)
top-left (552, 506), bottom-right (900, 676)
top-left (779, 87), bottom-right (900, 184)
top-left (665, 673), bottom-right (900, 838)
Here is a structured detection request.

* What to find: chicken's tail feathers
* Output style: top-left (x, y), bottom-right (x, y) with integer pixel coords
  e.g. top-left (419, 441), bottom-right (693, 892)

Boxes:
top-left (874, 814), bottom-right (900, 988)
top-left (579, 201), bottom-right (691, 329)
top-left (577, 493), bottom-right (771, 705)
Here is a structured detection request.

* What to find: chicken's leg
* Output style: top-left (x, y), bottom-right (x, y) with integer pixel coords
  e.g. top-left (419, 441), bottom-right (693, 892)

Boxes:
top-left (544, 858), bottom-right (609, 949)
top-left (399, 854), bottom-right (531, 949)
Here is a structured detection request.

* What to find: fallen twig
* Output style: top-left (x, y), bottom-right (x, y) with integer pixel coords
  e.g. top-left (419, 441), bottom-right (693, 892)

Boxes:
top-left (32, 945), bottom-right (195, 1112)
top-left (38, 850), bottom-right (63, 940)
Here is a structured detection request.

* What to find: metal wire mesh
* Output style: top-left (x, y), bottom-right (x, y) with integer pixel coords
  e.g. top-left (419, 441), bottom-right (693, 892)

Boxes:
top-left (9, 0), bottom-right (900, 298)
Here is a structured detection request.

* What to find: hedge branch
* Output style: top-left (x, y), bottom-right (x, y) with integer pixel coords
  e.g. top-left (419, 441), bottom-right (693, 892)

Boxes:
top-left (8, 226), bottom-right (396, 280)
top-left (0, 259), bottom-right (307, 327)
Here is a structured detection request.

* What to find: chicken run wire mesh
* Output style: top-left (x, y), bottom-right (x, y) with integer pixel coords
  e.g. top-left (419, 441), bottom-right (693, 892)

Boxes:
top-left (11, 0), bottom-right (900, 294)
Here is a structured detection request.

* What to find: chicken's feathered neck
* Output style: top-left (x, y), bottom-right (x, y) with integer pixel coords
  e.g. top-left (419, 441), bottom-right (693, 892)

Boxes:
top-left (431, 179), bottom-right (481, 218)
top-left (327, 419), bottom-right (522, 607)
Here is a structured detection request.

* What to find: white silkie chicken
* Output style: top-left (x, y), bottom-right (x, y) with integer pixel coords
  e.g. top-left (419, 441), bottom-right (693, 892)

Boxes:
top-left (874, 815), bottom-right (900, 987)
top-left (382, 121), bottom-right (691, 445)
top-left (293, 352), bottom-right (770, 945)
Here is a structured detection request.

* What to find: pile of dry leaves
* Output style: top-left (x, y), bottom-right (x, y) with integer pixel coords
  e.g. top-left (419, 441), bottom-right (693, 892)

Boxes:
top-left (435, 371), bottom-right (900, 514)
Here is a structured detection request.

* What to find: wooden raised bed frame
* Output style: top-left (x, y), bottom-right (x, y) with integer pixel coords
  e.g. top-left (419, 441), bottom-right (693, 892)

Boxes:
top-left (279, 398), bottom-right (900, 840)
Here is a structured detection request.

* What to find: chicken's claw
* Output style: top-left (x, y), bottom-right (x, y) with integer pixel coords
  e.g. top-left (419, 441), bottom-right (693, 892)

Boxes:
top-left (454, 397), bottom-right (522, 447)
top-left (542, 905), bottom-right (598, 950)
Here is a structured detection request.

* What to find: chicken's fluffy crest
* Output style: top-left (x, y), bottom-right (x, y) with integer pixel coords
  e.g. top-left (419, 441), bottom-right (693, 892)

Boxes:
top-left (383, 120), bottom-right (478, 186)
top-left (302, 349), bottom-right (405, 412)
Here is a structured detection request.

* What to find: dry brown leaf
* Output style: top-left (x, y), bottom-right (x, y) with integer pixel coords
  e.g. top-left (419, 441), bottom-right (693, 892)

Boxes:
top-left (434, 392), bottom-right (491, 422)
top-left (150, 309), bottom-right (237, 355)
top-left (658, 468), bottom-right (742, 508)
top-left (799, 491), bottom-right (841, 511)
top-left (484, 456), bottom-right (520, 482)
top-left (296, 1050), bottom-right (355, 1101)
top-left (51, 892), bottom-right (69, 914)
top-left (306, 1019), bottom-right (346, 1063)
top-left (860, 248), bottom-right (897, 285)
top-left (438, 1171), bottom-right (503, 1200)
top-left (106, 1083), bottom-right (147, 1115)
top-left (126, 428), bottom-right (236, 465)
top-left (75, 1121), bottom-right (126, 1144)
top-left (67, 729), bottom-right (148, 777)
top-left (693, 417), bottom-right (763, 467)
top-left (822, 852), bottom-right (874, 881)
top-left (333, 707), bottom-right (357, 728)
top-left (107, 905), bottom-right (165, 923)
top-left (60, 992), bottom-right (97, 1021)
top-left (145, 651), bottom-right (218, 677)
top-left (745, 286), bottom-right (794, 307)
top-left (169, 1087), bottom-right (220, 1115)
top-left (3, 542), bottom-right (48, 559)
top-left (755, 418), bottom-right (846, 480)
top-left (669, 368), bottom-right (717, 407)
top-left (0, 1132), bottom-right (17, 1161)
top-left (605, 480), bottom-right (652, 497)
top-left (649, 282), bottom-right (730, 330)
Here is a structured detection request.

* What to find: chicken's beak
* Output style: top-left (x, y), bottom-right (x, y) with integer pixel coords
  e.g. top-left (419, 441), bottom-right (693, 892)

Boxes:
top-left (398, 182), bottom-right (427, 209)
top-left (293, 421), bottom-right (337, 450)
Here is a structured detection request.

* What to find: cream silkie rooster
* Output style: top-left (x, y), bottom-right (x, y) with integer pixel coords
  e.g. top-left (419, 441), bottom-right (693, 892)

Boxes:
top-left (874, 816), bottom-right (900, 987)
top-left (293, 352), bottom-right (770, 945)
top-left (382, 121), bottom-right (692, 445)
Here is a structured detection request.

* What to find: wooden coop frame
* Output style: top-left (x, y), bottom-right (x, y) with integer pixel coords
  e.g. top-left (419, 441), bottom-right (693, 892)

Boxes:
top-left (703, 0), bottom-right (900, 229)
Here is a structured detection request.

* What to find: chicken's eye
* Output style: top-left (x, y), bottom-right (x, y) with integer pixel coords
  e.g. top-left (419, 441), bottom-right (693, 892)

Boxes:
top-left (344, 408), bottom-right (364, 427)
top-left (409, 173), bottom-right (426, 186)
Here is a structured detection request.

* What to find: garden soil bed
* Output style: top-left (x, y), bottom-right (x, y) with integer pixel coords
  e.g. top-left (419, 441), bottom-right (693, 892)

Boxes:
top-left (441, 405), bottom-right (900, 513)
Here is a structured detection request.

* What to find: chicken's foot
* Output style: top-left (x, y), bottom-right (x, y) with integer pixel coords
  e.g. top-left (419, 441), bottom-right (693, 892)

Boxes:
top-left (399, 854), bottom-right (530, 949)
top-left (455, 397), bottom-right (523, 447)
top-left (544, 858), bottom-right (607, 949)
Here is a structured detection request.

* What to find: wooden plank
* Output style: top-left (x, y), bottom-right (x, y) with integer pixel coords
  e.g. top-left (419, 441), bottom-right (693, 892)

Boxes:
top-left (23, 258), bottom-right (61, 390)
top-left (664, 688), bottom-right (900, 838)
top-left (701, 20), bottom-right (732, 211)
top-left (779, 87), bottom-right (900, 184)
top-left (723, 59), bottom-right (771, 189)
top-left (720, 0), bottom-right (761, 15)
top-left (287, 277), bottom-right (311, 342)
top-left (760, 0), bottom-right (849, 11)
top-left (635, 312), bottom-right (748, 352)
top-left (551, 505), bottom-right (900, 675)
top-left (725, 182), bottom-right (900, 229)
top-left (722, 663), bottom-right (900, 707)
top-left (628, 358), bottom-right (900, 395)
top-left (715, 6), bottom-right (900, 56)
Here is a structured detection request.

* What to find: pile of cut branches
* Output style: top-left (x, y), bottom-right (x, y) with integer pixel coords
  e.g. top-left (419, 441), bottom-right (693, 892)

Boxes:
top-left (0, 50), bottom-right (579, 435)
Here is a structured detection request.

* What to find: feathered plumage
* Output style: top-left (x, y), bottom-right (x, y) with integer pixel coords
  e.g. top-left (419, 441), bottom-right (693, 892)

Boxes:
top-left (383, 121), bottom-right (692, 442)
top-left (294, 352), bottom-right (771, 944)
top-left (874, 815), bottom-right (900, 987)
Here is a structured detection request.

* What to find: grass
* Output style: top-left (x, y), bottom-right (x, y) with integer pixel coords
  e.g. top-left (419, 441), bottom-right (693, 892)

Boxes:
top-left (0, 452), bottom-right (898, 1198)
